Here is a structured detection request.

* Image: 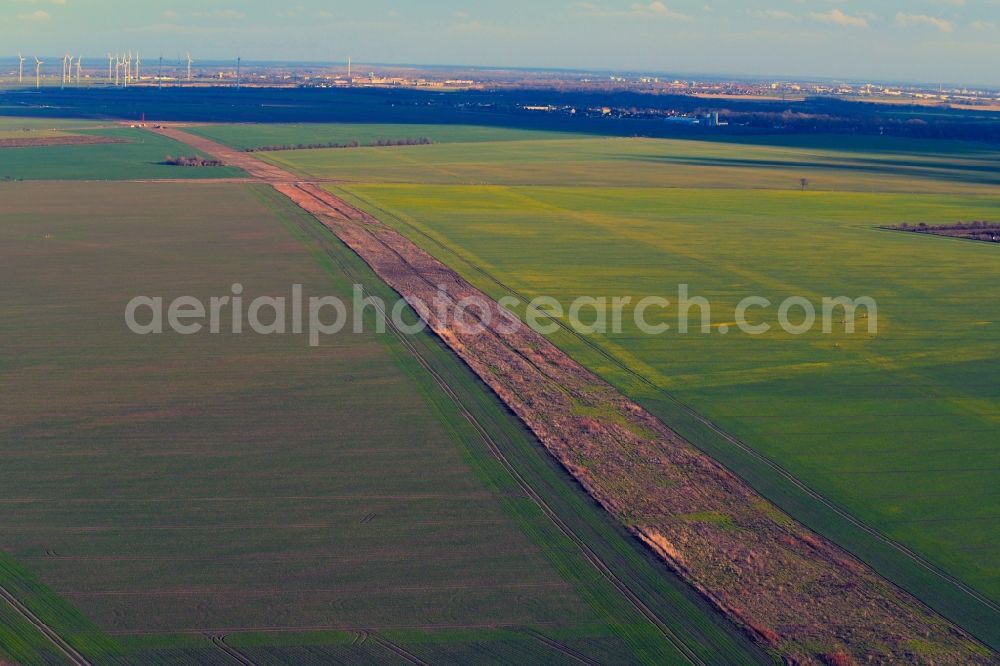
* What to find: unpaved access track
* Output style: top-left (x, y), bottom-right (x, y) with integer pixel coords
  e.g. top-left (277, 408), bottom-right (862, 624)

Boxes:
top-left (153, 126), bottom-right (996, 665)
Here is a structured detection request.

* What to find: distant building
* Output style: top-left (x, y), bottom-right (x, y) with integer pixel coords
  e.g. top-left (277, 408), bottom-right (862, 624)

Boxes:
top-left (664, 115), bottom-right (700, 125)
top-left (703, 112), bottom-right (719, 127)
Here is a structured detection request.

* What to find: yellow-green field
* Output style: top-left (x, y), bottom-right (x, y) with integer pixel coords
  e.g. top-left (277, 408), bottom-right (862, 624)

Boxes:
top-left (226, 126), bottom-right (1000, 646)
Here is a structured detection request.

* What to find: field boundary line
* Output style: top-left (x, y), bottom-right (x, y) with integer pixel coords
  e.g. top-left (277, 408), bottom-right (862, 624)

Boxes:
top-left (0, 585), bottom-right (92, 666)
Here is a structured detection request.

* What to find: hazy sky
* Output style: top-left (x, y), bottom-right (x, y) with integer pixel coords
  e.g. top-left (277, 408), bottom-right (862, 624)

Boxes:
top-left (4, 0), bottom-right (1000, 86)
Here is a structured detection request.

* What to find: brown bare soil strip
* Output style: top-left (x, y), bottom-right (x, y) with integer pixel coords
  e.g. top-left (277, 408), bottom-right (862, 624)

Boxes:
top-left (0, 136), bottom-right (126, 149)
top-left (153, 127), bottom-right (994, 664)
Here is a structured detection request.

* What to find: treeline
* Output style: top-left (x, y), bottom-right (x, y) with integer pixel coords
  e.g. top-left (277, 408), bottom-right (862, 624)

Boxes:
top-left (244, 137), bottom-right (433, 152)
top-left (163, 155), bottom-right (223, 167)
top-left (718, 108), bottom-right (1000, 142)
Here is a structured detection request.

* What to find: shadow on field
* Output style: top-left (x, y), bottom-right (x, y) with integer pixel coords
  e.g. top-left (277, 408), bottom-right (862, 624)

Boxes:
top-left (614, 153), bottom-right (1000, 187)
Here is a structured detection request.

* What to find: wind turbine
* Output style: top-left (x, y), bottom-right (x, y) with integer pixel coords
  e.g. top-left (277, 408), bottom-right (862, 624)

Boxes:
top-left (186, 52), bottom-right (193, 83)
top-left (114, 55), bottom-right (120, 87)
top-left (34, 57), bottom-right (43, 89)
top-left (76, 57), bottom-right (82, 85)
top-left (107, 53), bottom-right (114, 83)
top-left (18, 52), bottom-right (25, 84)
top-left (135, 51), bottom-right (140, 80)
top-left (236, 56), bottom-right (241, 89)
top-left (123, 52), bottom-right (130, 88)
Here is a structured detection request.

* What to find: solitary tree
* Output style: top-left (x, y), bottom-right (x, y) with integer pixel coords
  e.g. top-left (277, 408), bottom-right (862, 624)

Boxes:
top-left (800, 178), bottom-right (809, 191)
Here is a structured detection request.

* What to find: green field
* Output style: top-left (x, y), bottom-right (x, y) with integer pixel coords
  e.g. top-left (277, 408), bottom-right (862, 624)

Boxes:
top-left (188, 123), bottom-right (580, 151)
top-left (215, 126), bottom-right (1000, 645)
top-left (0, 126), bottom-right (243, 180)
top-left (0, 180), bottom-right (766, 664)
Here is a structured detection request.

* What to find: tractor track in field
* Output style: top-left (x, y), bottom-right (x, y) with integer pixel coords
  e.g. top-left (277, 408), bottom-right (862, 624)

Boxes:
top-left (282, 183), bottom-right (708, 665)
top-left (525, 628), bottom-right (602, 665)
top-left (210, 634), bottom-right (259, 666)
top-left (67, 581), bottom-right (569, 598)
top-left (0, 584), bottom-right (92, 666)
top-left (106, 621), bottom-right (566, 637)
top-left (0, 492), bottom-right (495, 504)
top-left (155, 126), bottom-right (996, 663)
top-left (371, 634), bottom-right (431, 665)
top-left (342, 186), bottom-right (1000, 621)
